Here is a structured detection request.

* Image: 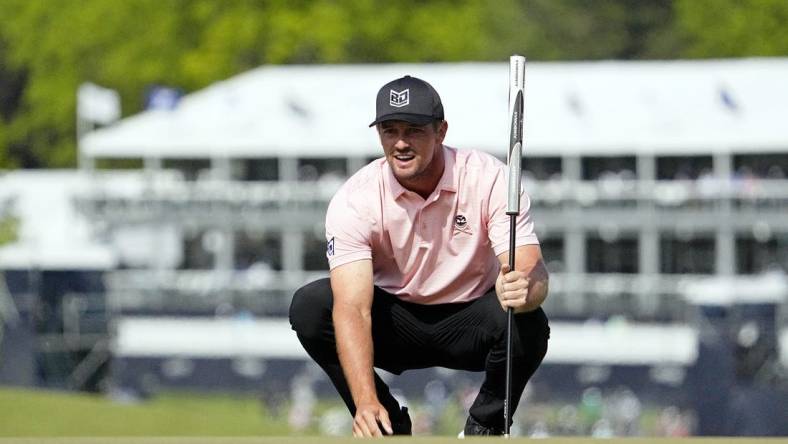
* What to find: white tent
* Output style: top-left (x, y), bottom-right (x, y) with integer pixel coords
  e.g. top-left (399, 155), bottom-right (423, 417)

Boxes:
top-left (81, 58), bottom-right (788, 160)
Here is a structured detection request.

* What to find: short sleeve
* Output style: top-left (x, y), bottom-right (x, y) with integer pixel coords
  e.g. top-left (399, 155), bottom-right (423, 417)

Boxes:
top-left (486, 166), bottom-right (539, 256)
top-left (325, 187), bottom-right (373, 269)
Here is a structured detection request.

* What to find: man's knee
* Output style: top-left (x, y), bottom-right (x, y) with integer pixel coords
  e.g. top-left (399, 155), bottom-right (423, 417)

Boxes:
top-left (512, 308), bottom-right (550, 367)
top-left (514, 307), bottom-right (548, 339)
top-left (289, 278), bottom-right (333, 340)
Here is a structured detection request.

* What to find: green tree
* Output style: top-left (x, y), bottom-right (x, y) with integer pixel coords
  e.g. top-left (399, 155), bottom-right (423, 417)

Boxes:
top-left (0, 0), bottom-right (511, 169)
top-left (1, 0), bottom-right (783, 170)
top-left (674, 0), bottom-right (788, 57)
top-left (0, 216), bottom-right (18, 246)
top-left (0, 0), bottom-right (194, 167)
top-left (504, 0), bottom-right (678, 60)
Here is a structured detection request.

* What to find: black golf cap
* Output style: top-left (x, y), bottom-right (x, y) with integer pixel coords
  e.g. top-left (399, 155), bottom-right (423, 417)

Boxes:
top-left (369, 75), bottom-right (444, 127)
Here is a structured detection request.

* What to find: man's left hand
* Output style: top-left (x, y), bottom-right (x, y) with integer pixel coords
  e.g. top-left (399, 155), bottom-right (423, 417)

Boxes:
top-left (495, 263), bottom-right (532, 313)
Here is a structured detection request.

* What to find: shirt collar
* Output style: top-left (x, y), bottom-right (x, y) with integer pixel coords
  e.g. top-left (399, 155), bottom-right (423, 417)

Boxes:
top-left (437, 145), bottom-right (457, 193)
top-left (385, 145), bottom-right (457, 199)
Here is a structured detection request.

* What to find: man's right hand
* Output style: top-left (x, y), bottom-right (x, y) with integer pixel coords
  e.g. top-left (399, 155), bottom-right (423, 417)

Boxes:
top-left (352, 401), bottom-right (393, 437)
top-left (330, 261), bottom-right (387, 437)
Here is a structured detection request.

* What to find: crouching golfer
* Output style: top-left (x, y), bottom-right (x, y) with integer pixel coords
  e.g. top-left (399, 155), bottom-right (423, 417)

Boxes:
top-left (290, 75), bottom-right (550, 437)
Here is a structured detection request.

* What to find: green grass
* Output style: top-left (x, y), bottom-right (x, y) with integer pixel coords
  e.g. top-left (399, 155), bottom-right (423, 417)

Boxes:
top-left (0, 388), bottom-right (288, 437)
top-left (1, 388), bottom-right (785, 443)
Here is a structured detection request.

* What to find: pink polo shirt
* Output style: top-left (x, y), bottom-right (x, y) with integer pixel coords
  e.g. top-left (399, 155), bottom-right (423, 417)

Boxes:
top-left (325, 146), bottom-right (539, 304)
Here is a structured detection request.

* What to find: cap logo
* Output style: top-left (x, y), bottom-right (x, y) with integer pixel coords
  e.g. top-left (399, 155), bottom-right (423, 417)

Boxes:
top-left (389, 89), bottom-right (409, 108)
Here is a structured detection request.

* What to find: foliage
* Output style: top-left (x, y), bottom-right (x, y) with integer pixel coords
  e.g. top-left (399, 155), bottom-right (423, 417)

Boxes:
top-left (507, 0), bottom-right (679, 60)
top-left (674, 0), bottom-right (788, 58)
top-left (0, 215), bottom-right (19, 246)
top-left (0, 0), bottom-right (785, 170)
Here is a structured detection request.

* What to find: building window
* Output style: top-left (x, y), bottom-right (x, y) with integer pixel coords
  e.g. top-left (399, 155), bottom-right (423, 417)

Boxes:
top-left (234, 231), bottom-right (282, 271)
top-left (233, 158), bottom-right (279, 181)
top-left (540, 236), bottom-right (565, 273)
top-left (656, 156), bottom-right (713, 180)
top-left (524, 156), bottom-right (562, 181)
top-left (95, 158), bottom-right (144, 170)
top-left (303, 231), bottom-right (330, 271)
top-left (660, 234), bottom-right (715, 274)
top-left (733, 153), bottom-right (788, 179)
top-left (581, 156), bottom-right (636, 181)
top-left (298, 158), bottom-right (347, 182)
top-left (163, 158), bottom-right (211, 181)
top-left (586, 235), bottom-right (639, 274)
top-left (180, 230), bottom-right (214, 269)
top-left (736, 233), bottom-right (788, 274)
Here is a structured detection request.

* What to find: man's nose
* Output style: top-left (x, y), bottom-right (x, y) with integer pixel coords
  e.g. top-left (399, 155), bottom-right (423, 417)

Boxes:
top-left (394, 137), bottom-right (409, 149)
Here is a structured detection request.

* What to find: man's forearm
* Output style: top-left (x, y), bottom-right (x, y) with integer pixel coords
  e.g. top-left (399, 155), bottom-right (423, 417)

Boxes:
top-left (333, 303), bottom-right (378, 406)
top-left (518, 276), bottom-right (548, 313)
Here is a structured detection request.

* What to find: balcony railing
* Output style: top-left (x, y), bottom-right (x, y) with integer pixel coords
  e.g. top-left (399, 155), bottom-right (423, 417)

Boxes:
top-left (101, 269), bottom-right (788, 322)
top-left (72, 175), bottom-right (788, 231)
top-left (76, 175), bottom-right (788, 208)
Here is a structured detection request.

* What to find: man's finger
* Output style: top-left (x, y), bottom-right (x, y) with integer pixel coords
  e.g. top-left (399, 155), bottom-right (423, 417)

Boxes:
top-left (504, 271), bottom-right (519, 283)
top-left (355, 419), bottom-right (368, 437)
top-left (500, 263), bottom-right (511, 275)
top-left (362, 411), bottom-right (382, 437)
top-left (356, 415), bottom-right (373, 437)
top-left (378, 410), bottom-right (393, 435)
top-left (510, 279), bottom-right (528, 292)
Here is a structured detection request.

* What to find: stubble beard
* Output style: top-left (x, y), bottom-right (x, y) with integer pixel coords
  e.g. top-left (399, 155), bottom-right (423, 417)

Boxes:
top-left (390, 152), bottom-right (432, 185)
top-left (390, 146), bottom-right (443, 191)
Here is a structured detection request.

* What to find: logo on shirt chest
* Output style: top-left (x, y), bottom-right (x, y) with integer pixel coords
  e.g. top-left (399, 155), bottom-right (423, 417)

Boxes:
top-left (454, 214), bottom-right (472, 235)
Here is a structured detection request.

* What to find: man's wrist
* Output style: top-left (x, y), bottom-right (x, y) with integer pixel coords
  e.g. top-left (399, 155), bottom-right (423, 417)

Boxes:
top-left (514, 304), bottom-right (539, 314)
top-left (354, 394), bottom-right (380, 407)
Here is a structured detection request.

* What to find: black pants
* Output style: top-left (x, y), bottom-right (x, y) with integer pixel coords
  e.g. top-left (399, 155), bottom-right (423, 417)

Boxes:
top-left (289, 278), bottom-right (550, 430)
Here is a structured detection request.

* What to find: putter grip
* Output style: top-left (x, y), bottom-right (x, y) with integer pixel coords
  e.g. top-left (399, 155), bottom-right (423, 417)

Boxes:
top-left (507, 55), bottom-right (525, 215)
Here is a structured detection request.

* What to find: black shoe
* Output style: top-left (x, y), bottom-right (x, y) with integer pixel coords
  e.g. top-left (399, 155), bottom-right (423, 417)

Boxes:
top-left (463, 415), bottom-right (504, 436)
top-left (389, 406), bottom-right (412, 435)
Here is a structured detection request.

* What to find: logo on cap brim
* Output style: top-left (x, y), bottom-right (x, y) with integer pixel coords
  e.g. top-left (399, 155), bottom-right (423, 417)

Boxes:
top-left (389, 89), bottom-right (409, 108)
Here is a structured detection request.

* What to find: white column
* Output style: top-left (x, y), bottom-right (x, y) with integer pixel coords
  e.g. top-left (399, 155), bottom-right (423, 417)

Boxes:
top-left (638, 155), bottom-right (658, 275)
top-left (211, 156), bottom-right (234, 271)
top-left (279, 157), bottom-right (299, 181)
top-left (714, 152), bottom-right (735, 275)
top-left (562, 155), bottom-right (586, 314)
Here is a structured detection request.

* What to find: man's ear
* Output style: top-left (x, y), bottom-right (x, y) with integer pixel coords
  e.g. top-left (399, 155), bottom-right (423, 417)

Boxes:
top-left (437, 120), bottom-right (448, 142)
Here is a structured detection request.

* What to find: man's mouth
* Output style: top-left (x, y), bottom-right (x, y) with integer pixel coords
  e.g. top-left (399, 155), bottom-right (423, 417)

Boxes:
top-left (393, 153), bottom-right (415, 162)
